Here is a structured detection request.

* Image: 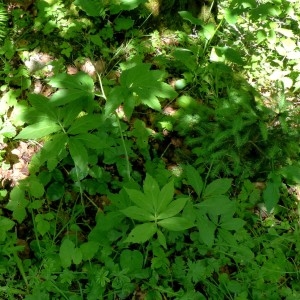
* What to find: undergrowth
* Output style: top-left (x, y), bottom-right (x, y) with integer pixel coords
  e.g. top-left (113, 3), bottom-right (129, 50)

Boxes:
top-left (0, 0), bottom-right (300, 299)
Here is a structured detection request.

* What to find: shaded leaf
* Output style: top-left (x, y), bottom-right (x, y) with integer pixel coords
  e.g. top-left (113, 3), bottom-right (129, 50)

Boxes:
top-left (121, 206), bottom-right (154, 222)
top-left (197, 214), bottom-right (216, 247)
top-left (185, 164), bottom-right (203, 197)
top-left (203, 178), bottom-right (232, 198)
top-left (69, 137), bottom-right (88, 171)
top-left (60, 239), bottom-right (75, 268)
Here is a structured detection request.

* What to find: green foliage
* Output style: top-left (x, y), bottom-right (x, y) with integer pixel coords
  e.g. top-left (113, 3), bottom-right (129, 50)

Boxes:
top-left (1, 0), bottom-right (300, 299)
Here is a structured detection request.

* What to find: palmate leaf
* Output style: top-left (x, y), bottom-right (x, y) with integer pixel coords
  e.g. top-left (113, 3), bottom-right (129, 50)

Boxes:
top-left (157, 198), bottom-right (188, 220)
top-left (48, 72), bottom-right (94, 106)
top-left (120, 63), bottom-right (177, 112)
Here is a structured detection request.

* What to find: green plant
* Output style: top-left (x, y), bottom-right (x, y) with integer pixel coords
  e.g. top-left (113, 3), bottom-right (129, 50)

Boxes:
top-left (121, 173), bottom-right (193, 246)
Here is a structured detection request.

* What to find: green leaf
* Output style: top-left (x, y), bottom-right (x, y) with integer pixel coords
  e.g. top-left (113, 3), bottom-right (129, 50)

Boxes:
top-left (32, 133), bottom-right (67, 171)
top-left (224, 8), bottom-right (239, 25)
top-left (121, 206), bottom-right (154, 222)
top-left (69, 137), bottom-right (88, 172)
top-left (28, 93), bottom-right (57, 120)
top-left (196, 196), bottom-right (234, 215)
top-left (203, 179), bottom-right (232, 199)
top-left (263, 173), bottom-right (281, 212)
top-left (157, 180), bottom-right (174, 214)
top-left (280, 165), bottom-right (300, 184)
top-left (185, 165), bottom-right (203, 197)
top-left (36, 219), bottom-right (50, 236)
top-left (80, 241), bottom-right (99, 261)
top-left (60, 239), bottom-right (75, 268)
top-left (0, 217), bottom-right (15, 242)
top-left (15, 119), bottom-right (61, 140)
top-left (49, 72), bottom-right (94, 106)
top-left (120, 250), bottom-right (143, 273)
top-left (125, 188), bottom-right (154, 213)
top-left (197, 214), bottom-right (216, 247)
top-left (157, 229), bottom-right (167, 249)
top-left (6, 187), bottom-right (29, 223)
top-left (157, 198), bottom-right (188, 219)
top-left (179, 11), bottom-right (203, 26)
top-left (29, 179), bottom-right (44, 198)
top-left (67, 114), bottom-right (102, 134)
top-left (73, 133), bottom-right (102, 149)
top-left (105, 86), bottom-right (127, 118)
top-left (72, 248), bottom-right (83, 265)
top-left (125, 223), bottom-right (157, 244)
top-left (47, 182), bottom-right (65, 201)
top-left (120, 63), bottom-right (177, 112)
top-left (74, 0), bottom-right (105, 17)
top-left (220, 218), bottom-right (245, 231)
top-left (143, 174), bottom-right (160, 211)
top-left (158, 217), bottom-right (194, 231)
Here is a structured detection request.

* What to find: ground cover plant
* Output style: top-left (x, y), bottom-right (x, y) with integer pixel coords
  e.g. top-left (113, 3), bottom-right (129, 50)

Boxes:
top-left (0, 0), bottom-right (300, 299)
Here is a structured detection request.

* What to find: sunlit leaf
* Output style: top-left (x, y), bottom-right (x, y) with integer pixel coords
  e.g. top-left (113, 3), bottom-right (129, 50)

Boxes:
top-left (15, 119), bottom-right (61, 140)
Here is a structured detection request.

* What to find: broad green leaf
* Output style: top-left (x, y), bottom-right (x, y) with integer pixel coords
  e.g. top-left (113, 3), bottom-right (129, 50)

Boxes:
top-left (121, 206), bottom-right (154, 222)
top-left (220, 218), bottom-right (245, 231)
top-left (179, 11), bottom-right (203, 26)
top-left (125, 223), bottom-right (157, 244)
top-left (263, 174), bottom-right (281, 212)
top-left (224, 8), bottom-right (239, 25)
top-left (203, 178), bottom-right (232, 199)
top-left (28, 93), bottom-right (57, 120)
top-left (6, 187), bottom-right (29, 223)
top-left (157, 180), bottom-right (174, 213)
top-left (67, 114), bottom-right (102, 134)
top-left (72, 248), bottom-right (83, 265)
top-left (74, 0), bottom-right (105, 16)
top-left (196, 196), bottom-right (234, 215)
top-left (69, 137), bottom-right (88, 171)
top-left (158, 217), bottom-right (194, 231)
top-left (60, 239), bottom-right (75, 268)
top-left (280, 165), bottom-right (300, 184)
top-left (197, 215), bottom-right (216, 247)
top-left (0, 217), bottom-right (15, 242)
top-left (80, 241), bottom-right (99, 261)
top-left (111, 0), bottom-right (147, 13)
top-left (120, 250), bottom-right (143, 273)
top-left (72, 133), bottom-right (102, 149)
top-left (143, 174), bottom-right (160, 211)
top-left (185, 165), bottom-right (203, 197)
top-left (36, 219), bottom-right (50, 236)
top-left (125, 188), bottom-right (154, 212)
top-left (61, 103), bottom-right (83, 128)
top-left (29, 179), bottom-right (44, 198)
top-left (47, 182), bottom-right (65, 201)
top-left (49, 72), bottom-right (94, 106)
top-left (15, 119), bottom-right (61, 140)
top-left (34, 133), bottom-right (68, 170)
top-left (218, 228), bottom-right (238, 247)
top-left (105, 86), bottom-right (127, 118)
top-left (157, 198), bottom-right (188, 220)
top-left (120, 63), bottom-right (177, 112)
